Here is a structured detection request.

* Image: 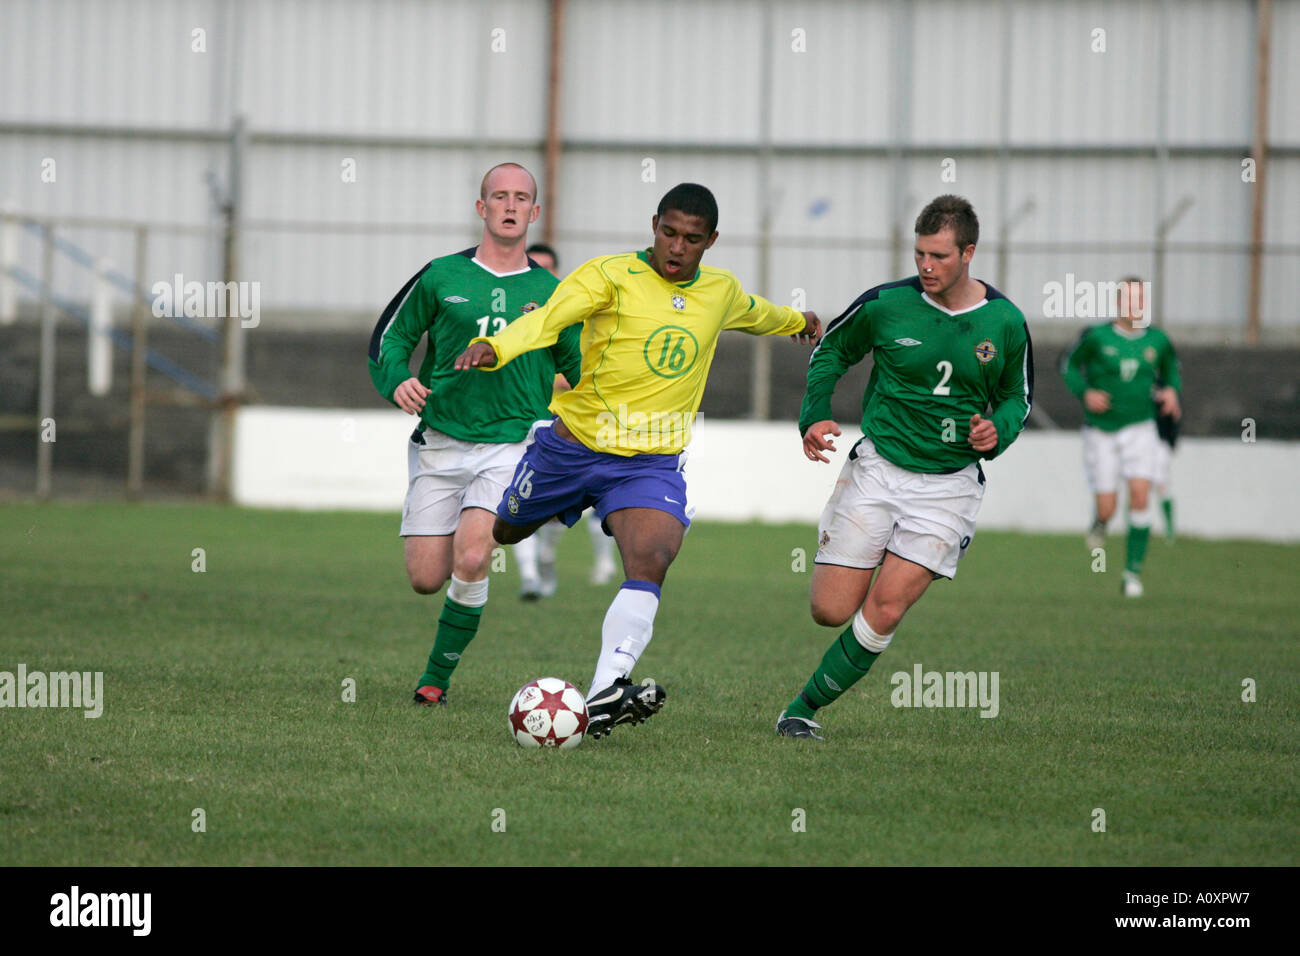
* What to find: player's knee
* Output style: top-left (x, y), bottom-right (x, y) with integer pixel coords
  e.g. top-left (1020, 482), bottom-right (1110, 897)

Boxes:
top-left (1130, 488), bottom-right (1150, 511)
top-left (408, 569), bottom-right (446, 596)
top-left (865, 598), bottom-right (908, 634)
top-left (810, 599), bottom-right (852, 628)
top-left (453, 546), bottom-right (494, 580)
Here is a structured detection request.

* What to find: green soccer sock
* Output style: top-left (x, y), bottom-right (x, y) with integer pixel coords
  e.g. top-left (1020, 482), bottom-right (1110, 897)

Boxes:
top-left (1125, 525), bottom-right (1151, 575)
top-left (785, 624), bottom-right (881, 719)
top-left (417, 598), bottom-right (483, 690)
top-left (1161, 497), bottom-right (1175, 539)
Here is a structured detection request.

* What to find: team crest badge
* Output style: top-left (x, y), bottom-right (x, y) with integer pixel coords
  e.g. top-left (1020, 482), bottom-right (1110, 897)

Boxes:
top-left (521, 301), bottom-right (539, 313)
top-left (974, 339), bottom-right (997, 364)
top-left (671, 294), bottom-right (686, 311)
top-left (507, 494), bottom-right (520, 515)
top-left (1144, 346), bottom-right (1157, 363)
top-left (819, 530), bottom-right (830, 548)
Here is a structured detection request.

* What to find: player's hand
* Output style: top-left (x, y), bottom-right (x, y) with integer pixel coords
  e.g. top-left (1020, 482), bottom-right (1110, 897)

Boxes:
top-left (1083, 389), bottom-right (1111, 413)
top-left (1156, 386), bottom-right (1181, 421)
top-left (968, 413), bottom-right (998, 453)
top-left (803, 420), bottom-right (841, 463)
top-left (393, 377), bottom-right (431, 415)
top-left (454, 342), bottom-right (498, 370)
top-left (792, 311), bottom-right (822, 345)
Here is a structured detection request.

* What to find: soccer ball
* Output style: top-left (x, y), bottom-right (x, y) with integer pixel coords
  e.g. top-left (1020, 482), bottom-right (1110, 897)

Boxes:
top-left (508, 678), bottom-right (588, 749)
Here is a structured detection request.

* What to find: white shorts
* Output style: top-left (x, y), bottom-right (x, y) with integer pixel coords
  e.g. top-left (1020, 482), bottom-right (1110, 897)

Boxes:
top-left (400, 427), bottom-right (526, 536)
top-left (815, 437), bottom-right (985, 580)
top-left (1082, 421), bottom-right (1159, 494)
top-left (1152, 438), bottom-right (1173, 490)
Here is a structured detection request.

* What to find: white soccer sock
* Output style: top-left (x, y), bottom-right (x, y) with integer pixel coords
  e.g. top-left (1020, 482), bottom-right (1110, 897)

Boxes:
top-left (588, 582), bottom-right (660, 698)
top-left (588, 513), bottom-right (615, 562)
top-left (852, 611), bottom-right (894, 653)
top-left (514, 537), bottom-right (540, 583)
top-left (446, 574), bottom-right (489, 608)
top-left (537, 519), bottom-right (565, 563)
top-left (1129, 504), bottom-right (1153, 529)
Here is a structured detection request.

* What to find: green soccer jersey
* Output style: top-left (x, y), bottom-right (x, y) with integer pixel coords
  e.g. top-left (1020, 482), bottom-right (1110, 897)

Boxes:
top-left (1059, 323), bottom-right (1180, 432)
top-left (799, 277), bottom-right (1033, 474)
top-left (368, 247), bottom-right (582, 444)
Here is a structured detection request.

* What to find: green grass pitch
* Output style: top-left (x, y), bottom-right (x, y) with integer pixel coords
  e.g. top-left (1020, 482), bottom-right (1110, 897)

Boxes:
top-left (1, 502), bottom-right (1296, 866)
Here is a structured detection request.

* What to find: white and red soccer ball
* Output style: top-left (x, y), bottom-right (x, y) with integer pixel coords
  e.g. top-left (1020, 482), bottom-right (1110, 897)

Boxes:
top-left (508, 678), bottom-right (588, 749)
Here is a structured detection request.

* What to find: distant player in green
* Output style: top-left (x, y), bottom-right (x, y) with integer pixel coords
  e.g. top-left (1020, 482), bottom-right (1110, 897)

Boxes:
top-left (776, 195), bottom-right (1033, 741)
top-left (368, 163), bottom-right (581, 705)
top-left (1060, 276), bottom-right (1180, 597)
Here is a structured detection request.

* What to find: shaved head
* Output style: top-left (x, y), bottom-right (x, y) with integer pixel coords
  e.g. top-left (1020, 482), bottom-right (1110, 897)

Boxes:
top-left (480, 163), bottom-right (538, 202)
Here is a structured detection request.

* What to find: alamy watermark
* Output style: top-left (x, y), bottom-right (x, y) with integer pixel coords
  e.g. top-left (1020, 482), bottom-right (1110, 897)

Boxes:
top-left (0, 664), bottom-right (103, 718)
top-left (49, 886), bottom-right (150, 936)
top-left (593, 405), bottom-right (696, 451)
top-left (1041, 274), bottom-right (1151, 326)
top-left (151, 273), bottom-right (260, 328)
top-left (890, 663), bottom-right (999, 718)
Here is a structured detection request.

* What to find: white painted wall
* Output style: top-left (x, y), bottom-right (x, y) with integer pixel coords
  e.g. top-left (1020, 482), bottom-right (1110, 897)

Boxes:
top-left (233, 407), bottom-right (1300, 543)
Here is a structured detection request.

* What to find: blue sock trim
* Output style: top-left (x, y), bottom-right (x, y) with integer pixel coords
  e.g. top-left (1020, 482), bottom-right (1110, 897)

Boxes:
top-left (621, 579), bottom-right (661, 599)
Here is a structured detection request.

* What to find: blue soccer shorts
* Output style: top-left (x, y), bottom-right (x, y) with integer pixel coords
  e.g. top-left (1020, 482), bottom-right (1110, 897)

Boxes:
top-left (496, 419), bottom-right (691, 531)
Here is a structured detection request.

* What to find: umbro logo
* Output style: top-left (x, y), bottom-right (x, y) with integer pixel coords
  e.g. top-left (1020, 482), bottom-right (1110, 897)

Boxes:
top-left (444, 652), bottom-right (461, 661)
top-left (443, 295), bottom-right (469, 303)
top-left (895, 337), bottom-right (923, 346)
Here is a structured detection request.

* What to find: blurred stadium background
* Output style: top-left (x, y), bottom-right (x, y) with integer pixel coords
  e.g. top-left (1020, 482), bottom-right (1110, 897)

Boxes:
top-left (1, 0), bottom-right (1297, 537)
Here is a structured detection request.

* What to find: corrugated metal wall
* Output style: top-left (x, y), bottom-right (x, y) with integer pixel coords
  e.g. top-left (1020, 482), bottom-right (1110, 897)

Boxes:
top-left (0, 0), bottom-right (1293, 334)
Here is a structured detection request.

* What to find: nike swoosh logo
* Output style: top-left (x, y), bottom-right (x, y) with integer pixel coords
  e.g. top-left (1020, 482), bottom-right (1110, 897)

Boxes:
top-left (614, 649), bottom-right (635, 658)
top-left (628, 267), bottom-right (646, 274)
top-left (587, 689), bottom-right (622, 707)
top-left (664, 496), bottom-right (681, 504)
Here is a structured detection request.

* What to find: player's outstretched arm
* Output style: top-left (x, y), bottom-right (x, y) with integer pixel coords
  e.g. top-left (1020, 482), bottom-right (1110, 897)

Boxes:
top-left (465, 259), bottom-right (611, 372)
top-left (803, 420), bottom-right (842, 463)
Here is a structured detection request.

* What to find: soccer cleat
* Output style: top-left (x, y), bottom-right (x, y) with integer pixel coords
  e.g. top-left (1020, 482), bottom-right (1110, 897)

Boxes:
top-left (412, 685), bottom-right (448, 707)
top-left (1086, 520), bottom-right (1106, 552)
top-left (1122, 571), bottom-right (1144, 598)
top-left (519, 576), bottom-right (543, 602)
top-left (584, 677), bottom-right (666, 739)
top-left (775, 710), bottom-right (825, 741)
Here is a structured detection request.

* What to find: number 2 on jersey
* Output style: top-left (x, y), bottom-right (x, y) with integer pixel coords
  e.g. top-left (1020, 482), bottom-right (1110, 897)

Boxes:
top-left (933, 360), bottom-right (953, 396)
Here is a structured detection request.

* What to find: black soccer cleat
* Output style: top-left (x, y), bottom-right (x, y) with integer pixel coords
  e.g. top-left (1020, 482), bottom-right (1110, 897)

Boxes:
top-left (585, 677), bottom-right (666, 740)
top-left (413, 685), bottom-right (448, 707)
top-left (775, 710), bottom-right (824, 741)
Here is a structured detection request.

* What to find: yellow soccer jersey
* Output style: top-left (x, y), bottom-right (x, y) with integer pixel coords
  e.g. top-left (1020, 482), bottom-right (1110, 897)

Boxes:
top-left (472, 249), bottom-right (805, 456)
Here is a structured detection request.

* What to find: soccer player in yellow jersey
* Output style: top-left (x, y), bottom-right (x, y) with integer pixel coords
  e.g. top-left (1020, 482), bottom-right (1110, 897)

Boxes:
top-left (456, 183), bottom-right (820, 738)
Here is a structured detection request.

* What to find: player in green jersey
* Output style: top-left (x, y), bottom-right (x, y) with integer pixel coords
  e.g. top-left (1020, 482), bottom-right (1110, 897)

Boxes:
top-left (1060, 277), bottom-right (1181, 597)
top-left (368, 163), bottom-right (581, 705)
top-left (776, 195), bottom-right (1033, 741)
